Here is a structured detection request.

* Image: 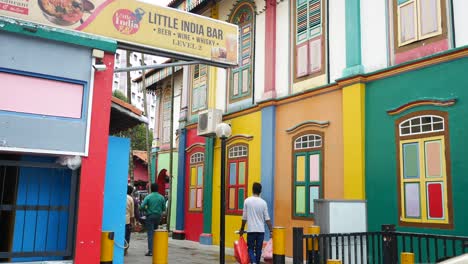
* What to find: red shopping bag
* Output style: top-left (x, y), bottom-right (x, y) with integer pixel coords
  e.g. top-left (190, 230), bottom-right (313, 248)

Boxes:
top-left (234, 236), bottom-right (250, 264)
top-left (262, 239), bottom-right (273, 261)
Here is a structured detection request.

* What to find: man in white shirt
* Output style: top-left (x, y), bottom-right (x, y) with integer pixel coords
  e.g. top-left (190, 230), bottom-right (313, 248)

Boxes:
top-left (125, 185), bottom-right (135, 256)
top-left (239, 182), bottom-right (273, 264)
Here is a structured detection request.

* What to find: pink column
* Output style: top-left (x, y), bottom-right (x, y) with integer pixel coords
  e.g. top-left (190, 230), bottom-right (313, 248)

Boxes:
top-left (263, 0), bottom-right (277, 99)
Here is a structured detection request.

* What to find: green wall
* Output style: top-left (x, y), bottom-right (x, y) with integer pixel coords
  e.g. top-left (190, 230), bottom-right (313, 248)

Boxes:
top-left (366, 57), bottom-right (468, 235)
top-left (157, 151), bottom-right (179, 230)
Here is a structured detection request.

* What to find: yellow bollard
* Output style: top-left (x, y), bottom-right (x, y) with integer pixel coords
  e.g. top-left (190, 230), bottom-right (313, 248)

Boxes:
top-left (152, 229), bottom-right (168, 264)
top-left (273, 227), bottom-right (286, 264)
top-left (307, 226), bottom-right (320, 262)
top-left (327, 260), bottom-right (342, 264)
top-left (100, 231), bottom-right (114, 264)
top-left (307, 226), bottom-right (320, 250)
top-left (401, 252), bottom-right (415, 264)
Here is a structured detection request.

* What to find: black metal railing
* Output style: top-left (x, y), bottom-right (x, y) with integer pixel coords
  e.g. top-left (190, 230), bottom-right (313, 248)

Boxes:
top-left (0, 159), bottom-right (78, 261)
top-left (293, 225), bottom-right (468, 264)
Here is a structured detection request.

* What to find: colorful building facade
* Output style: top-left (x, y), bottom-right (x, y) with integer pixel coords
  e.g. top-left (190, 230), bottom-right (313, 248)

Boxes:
top-left (133, 0), bottom-right (468, 258)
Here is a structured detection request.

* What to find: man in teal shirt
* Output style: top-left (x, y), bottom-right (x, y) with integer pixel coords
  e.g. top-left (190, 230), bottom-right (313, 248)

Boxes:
top-left (140, 183), bottom-right (166, 256)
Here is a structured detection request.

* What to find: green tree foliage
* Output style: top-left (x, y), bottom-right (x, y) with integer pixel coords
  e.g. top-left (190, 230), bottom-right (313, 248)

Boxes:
top-left (113, 89), bottom-right (128, 102)
top-left (118, 124), bottom-right (153, 151)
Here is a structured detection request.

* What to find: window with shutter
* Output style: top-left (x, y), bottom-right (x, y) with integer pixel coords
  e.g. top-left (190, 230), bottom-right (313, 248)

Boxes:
top-left (294, 0), bottom-right (324, 80)
top-left (227, 144), bottom-right (248, 215)
top-left (191, 64), bottom-right (207, 113)
top-left (229, 2), bottom-right (254, 102)
top-left (292, 133), bottom-right (323, 218)
top-left (396, 0), bottom-right (442, 47)
top-left (397, 111), bottom-right (452, 227)
top-left (189, 152), bottom-right (205, 211)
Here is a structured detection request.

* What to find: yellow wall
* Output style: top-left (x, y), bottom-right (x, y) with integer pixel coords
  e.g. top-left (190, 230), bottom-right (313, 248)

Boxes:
top-left (211, 111), bottom-right (262, 247)
top-left (342, 83), bottom-right (366, 199)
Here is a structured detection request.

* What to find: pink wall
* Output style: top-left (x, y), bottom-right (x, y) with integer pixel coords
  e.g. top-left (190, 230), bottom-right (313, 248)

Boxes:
top-left (74, 53), bottom-right (113, 264)
top-left (395, 39), bottom-right (448, 65)
top-left (132, 160), bottom-right (148, 182)
top-left (0, 72), bottom-right (83, 118)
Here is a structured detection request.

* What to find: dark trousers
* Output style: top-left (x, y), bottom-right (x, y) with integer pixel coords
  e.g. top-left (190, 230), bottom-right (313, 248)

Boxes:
top-left (125, 224), bottom-right (132, 244)
top-left (247, 232), bottom-right (264, 264)
top-left (145, 214), bottom-right (161, 253)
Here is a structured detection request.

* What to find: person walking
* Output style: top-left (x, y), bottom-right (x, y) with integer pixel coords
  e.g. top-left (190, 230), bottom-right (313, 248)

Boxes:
top-left (125, 185), bottom-right (135, 256)
top-left (140, 183), bottom-right (166, 257)
top-left (239, 182), bottom-right (273, 264)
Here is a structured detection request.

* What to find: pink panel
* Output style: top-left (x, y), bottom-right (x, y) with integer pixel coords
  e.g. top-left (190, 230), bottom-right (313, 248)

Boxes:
top-left (309, 154), bottom-right (320, 182)
top-left (196, 188), bottom-right (203, 208)
top-left (0, 72), bottom-right (84, 118)
top-left (425, 141), bottom-right (442, 177)
top-left (395, 39), bottom-right (448, 64)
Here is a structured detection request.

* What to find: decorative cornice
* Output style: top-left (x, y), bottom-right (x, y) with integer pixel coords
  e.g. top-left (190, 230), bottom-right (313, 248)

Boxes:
top-left (286, 120), bottom-right (330, 134)
top-left (185, 143), bottom-right (206, 152)
top-left (387, 99), bottom-right (457, 116)
top-left (181, 46), bottom-right (468, 129)
top-left (226, 134), bottom-right (254, 144)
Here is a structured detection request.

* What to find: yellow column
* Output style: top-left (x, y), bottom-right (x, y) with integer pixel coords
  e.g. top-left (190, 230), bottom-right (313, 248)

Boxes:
top-left (327, 260), bottom-right (342, 264)
top-left (272, 227), bottom-right (286, 264)
top-left (100, 231), bottom-right (114, 264)
top-left (342, 82), bottom-right (366, 199)
top-left (152, 230), bottom-right (168, 264)
top-left (401, 252), bottom-right (415, 264)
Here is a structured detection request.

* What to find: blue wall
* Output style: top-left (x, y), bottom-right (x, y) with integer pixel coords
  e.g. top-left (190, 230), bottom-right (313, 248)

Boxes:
top-left (102, 136), bottom-right (130, 264)
top-left (261, 106), bottom-right (276, 241)
top-left (12, 156), bottom-right (71, 262)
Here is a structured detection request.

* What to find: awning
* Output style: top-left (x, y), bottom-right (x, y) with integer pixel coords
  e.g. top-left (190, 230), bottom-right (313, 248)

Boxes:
top-left (109, 97), bottom-right (148, 134)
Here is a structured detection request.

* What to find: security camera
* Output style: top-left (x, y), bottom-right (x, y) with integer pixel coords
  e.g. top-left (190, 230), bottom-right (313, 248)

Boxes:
top-left (93, 63), bottom-right (107, 72)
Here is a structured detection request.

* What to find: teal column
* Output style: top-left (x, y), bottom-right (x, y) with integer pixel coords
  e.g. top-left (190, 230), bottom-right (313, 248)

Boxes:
top-left (342, 0), bottom-right (364, 77)
top-left (200, 137), bottom-right (214, 244)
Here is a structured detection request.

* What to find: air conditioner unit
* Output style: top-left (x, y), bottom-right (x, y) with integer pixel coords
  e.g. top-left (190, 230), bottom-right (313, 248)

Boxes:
top-left (197, 109), bottom-right (223, 137)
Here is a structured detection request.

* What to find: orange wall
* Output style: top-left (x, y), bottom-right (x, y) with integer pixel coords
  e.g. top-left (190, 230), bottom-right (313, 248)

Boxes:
top-left (274, 89), bottom-right (344, 257)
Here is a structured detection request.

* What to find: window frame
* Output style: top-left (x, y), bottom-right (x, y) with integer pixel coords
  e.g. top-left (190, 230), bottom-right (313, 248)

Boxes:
top-left (226, 143), bottom-right (249, 215)
top-left (393, 0), bottom-right (447, 52)
top-left (190, 64), bottom-right (208, 114)
top-left (395, 110), bottom-right (453, 229)
top-left (189, 152), bottom-right (205, 212)
top-left (227, 2), bottom-right (255, 104)
top-left (292, 0), bottom-right (326, 83)
top-left (291, 131), bottom-right (324, 219)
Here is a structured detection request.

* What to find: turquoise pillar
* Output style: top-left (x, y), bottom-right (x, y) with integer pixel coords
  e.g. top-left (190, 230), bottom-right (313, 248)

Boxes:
top-left (342, 0), bottom-right (364, 77)
top-left (200, 137), bottom-right (214, 245)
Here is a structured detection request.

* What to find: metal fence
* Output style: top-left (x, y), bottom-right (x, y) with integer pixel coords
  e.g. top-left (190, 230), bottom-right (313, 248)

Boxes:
top-left (293, 225), bottom-right (468, 264)
top-left (0, 159), bottom-right (78, 261)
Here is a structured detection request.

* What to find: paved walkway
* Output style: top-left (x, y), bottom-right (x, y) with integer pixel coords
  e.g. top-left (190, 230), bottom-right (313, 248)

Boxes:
top-left (125, 232), bottom-right (238, 263)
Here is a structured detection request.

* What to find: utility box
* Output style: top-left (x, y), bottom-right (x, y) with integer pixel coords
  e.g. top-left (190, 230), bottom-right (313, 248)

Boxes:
top-left (314, 199), bottom-right (367, 264)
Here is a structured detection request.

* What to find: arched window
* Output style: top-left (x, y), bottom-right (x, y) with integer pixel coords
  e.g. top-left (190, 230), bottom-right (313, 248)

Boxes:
top-left (228, 1), bottom-right (255, 103)
top-left (227, 144), bottom-right (249, 215)
top-left (397, 111), bottom-right (452, 227)
top-left (292, 132), bottom-right (323, 218)
top-left (399, 115), bottom-right (444, 136)
top-left (189, 152), bottom-right (205, 211)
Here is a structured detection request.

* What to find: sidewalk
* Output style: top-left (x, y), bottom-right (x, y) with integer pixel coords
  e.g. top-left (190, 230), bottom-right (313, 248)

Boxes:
top-left (124, 232), bottom-right (238, 263)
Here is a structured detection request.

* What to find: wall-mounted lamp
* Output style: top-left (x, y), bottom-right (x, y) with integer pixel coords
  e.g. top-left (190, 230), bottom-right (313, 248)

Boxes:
top-left (93, 62), bottom-right (107, 72)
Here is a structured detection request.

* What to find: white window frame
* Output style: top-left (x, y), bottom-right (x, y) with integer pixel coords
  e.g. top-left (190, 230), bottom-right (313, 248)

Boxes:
top-left (294, 134), bottom-right (323, 150)
top-left (399, 115), bottom-right (444, 136)
top-left (397, 0), bottom-right (442, 47)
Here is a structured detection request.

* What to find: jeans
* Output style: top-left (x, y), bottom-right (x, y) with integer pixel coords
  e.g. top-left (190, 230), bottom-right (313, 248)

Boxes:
top-left (125, 224), bottom-right (132, 244)
top-left (247, 232), bottom-right (264, 264)
top-left (145, 214), bottom-right (161, 253)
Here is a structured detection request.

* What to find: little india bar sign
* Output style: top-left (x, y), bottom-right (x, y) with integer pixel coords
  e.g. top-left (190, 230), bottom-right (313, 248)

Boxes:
top-left (0, 0), bottom-right (239, 67)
